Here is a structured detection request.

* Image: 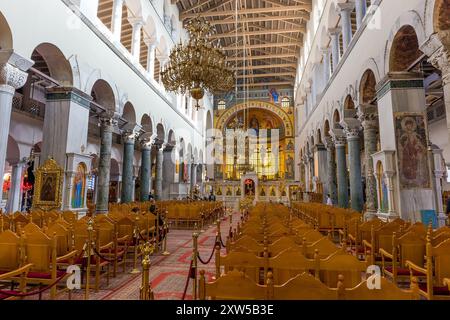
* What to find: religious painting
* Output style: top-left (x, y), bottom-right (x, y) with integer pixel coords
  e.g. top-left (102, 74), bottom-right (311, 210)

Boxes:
top-left (285, 154), bottom-right (294, 180)
top-left (109, 181), bottom-right (118, 203)
top-left (249, 115), bottom-right (260, 133)
top-left (216, 187), bottom-right (222, 196)
top-left (244, 179), bottom-right (255, 196)
top-left (32, 158), bottom-right (63, 211)
top-left (395, 114), bottom-right (430, 189)
top-left (175, 160), bottom-right (179, 174)
top-left (236, 187), bottom-right (241, 196)
top-left (286, 140), bottom-right (294, 151)
top-left (226, 187), bottom-right (232, 196)
top-left (270, 187), bottom-right (276, 197)
top-left (260, 187), bottom-right (266, 197)
top-left (71, 163), bottom-right (86, 209)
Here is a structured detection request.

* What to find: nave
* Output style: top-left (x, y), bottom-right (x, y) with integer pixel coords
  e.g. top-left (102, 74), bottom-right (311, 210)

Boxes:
top-left (2, 201), bottom-right (450, 300)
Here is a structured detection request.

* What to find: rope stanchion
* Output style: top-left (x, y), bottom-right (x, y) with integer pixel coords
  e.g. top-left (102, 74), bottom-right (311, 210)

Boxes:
top-left (181, 260), bottom-right (194, 300)
top-left (162, 221), bottom-right (170, 256)
top-left (197, 236), bottom-right (219, 265)
top-left (140, 241), bottom-right (155, 300)
top-left (0, 273), bottom-right (67, 298)
top-left (192, 231), bottom-right (199, 300)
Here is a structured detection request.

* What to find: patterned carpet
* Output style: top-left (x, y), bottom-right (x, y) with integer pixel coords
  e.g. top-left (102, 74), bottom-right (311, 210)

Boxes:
top-left (24, 211), bottom-right (238, 300)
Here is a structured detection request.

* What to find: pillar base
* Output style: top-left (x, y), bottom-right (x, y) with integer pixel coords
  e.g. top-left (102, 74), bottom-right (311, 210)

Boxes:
top-left (375, 211), bottom-right (400, 222)
top-left (363, 210), bottom-right (378, 221)
top-left (438, 213), bottom-right (448, 228)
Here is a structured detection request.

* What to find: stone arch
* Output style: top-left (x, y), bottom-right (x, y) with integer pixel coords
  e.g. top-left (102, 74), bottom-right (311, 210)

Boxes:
top-left (156, 123), bottom-right (165, 142)
top-left (140, 114), bottom-right (153, 133)
top-left (6, 135), bottom-right (20, 166)
top-left (0, 11), bottom-right (12, 50)
top-left (31, 43), bottom-right (73, 86)
top-left (433, 0), bottom-right (450, 32)
top-left (168, 129), bottom-right (176, 145)
top-left (389, 25), bottom-right (423, 72)
top-left (90, 79), bottom-right (116, 112)
top-left (384, 11), bottom-right (426, 74)
top-left (359, 69), bottom-right (378, 104)
top-left (333, 109), bottom-right (342, 129)
top-left (344, 95), bottom-right (355, 110)
top-left (122, 102), bottom-right (136, 124)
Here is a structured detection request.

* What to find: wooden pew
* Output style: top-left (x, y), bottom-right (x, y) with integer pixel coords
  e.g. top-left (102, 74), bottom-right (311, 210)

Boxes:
top-left (0, 264), bottom-right (34, 300)
top-left (406, 236), bottom-right (450, 300)
top-left (336, 274), bottom-right (418, 300)
top-left (199, 269), bottom-right (266, 300)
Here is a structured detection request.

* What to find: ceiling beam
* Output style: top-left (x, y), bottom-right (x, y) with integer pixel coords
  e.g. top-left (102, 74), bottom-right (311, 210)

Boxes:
top-left (207, 13), bottom-right (310, 26)
top-left (236, 72), bottom-right (296, 79)
top-left (222, 42), bottom-right (299, 51)
top-left (227, 53), bottom-right (299, 61)
top-left (233, 63), bottom-right (297, 71)
top-left (236, 81), bottom-right (294, 87)
top-left (181, 5), bottom-right (312, 20)
top-left (210, 27), bottom-right (306, 39)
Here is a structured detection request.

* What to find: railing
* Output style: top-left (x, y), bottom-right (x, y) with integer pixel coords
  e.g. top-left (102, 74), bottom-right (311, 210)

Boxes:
top-left (12, 93), bottom-right (45, 119)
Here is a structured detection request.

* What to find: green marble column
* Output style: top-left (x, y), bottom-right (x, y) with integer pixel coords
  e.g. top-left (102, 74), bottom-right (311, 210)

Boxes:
top-left (345, 125), bottom-right (364, 212)
top-left (139, 141), bottom-right (152, 201)
top-left (96, 116), bottom-right (117, 214)
top-left (121, 131), bottom-right (136, 203)
top-left (324, 137), bottom-right (338, 205)
top-left (359, 105), bottom-right (379, 217)
top-left (333, 134), bottom-right (349, 208)
top-left (155, 144), bottom-right (164, 200)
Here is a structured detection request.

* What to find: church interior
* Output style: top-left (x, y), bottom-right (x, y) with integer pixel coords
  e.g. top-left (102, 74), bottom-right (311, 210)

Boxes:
top-left (1, 0), bottom-right (450, 303)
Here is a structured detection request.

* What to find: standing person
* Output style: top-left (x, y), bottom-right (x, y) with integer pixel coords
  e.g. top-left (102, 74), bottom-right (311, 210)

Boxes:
top-left (326, 194), bottom-right (333, 206)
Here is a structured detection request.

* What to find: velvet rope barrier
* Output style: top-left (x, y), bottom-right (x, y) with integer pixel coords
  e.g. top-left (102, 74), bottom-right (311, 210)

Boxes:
top-left (0, 273), bottom-right (67, 297)
top-left (219, 234), bottom-right (226, 249)
top-left (197, 236), bottom-right (220, 265)
top-left (181, 260), bottom-right (194, 301)
top-left (91, 241), bottom-right (129, 263)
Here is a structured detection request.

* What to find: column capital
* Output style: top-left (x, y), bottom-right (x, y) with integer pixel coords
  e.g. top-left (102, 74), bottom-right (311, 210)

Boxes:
top-left (357, 104), bottom-right (379, 130)
top-left (342, 120), bottom-right (362, 140)
top-left (330, 129), bottom-right (347, 147)
top-left (320, 46), bottom-right (331, 55)
top-left (324, 136), bottom-right (335, 149)
top-left (122, 129), bottom-right (139, 144)
top-left (0, 63), bottom-right (28, 93)
top-left (337, 2), bottom-right (355, 13)
top-left (128, 17), bottom-right (145, 28)
top-left (99, 112), bottom-right (119, 128)
top-left (143, 36), bottom-right (158, 49)
top-left (421, 32), bottom-right (450, 85)
top-left (328, 27), bottom-right (342, 36)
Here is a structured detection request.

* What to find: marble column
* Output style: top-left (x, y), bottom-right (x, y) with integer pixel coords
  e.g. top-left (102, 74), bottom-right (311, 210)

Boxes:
top-left (422, 31), bottom-right (450, 149)
top-left (144, 37), bottom-right (157, 79)
top-left (338, 3), bottom-right (354, 51)
top-left (139, 139), bottom-right (153, 201)
top-left (328, 28), bottom-right (341, 71)
top-left (96, 116), bottom-right (117, 214)
top-left (315, 143), bottom-right (328, 201)
top-left (0, 62), bottom-right (28, 206)
top-left (344, 123), bottom-right (364, 212)
top-left (333, 133), bottom-right (349, 208)
top-left (111, 0), bottom-right (124, 42)
top-left (129, 18), bottom-right (144, 62)
top-left (324, 137), bottom-right (338, 205)
top-left (321, 47), bottom-right (331, 84)
top-left (162, 146), bottom-right (175, 200)
top-left (7, 160), bottom-right (26, 213)
top-left (359, 105), bottom-right (379, 218)
top-left (355, 0), bottom-right (367, 29)
top-left (154, 144), bottom-right (164, 200)
top-left (191, 163), bottom-right (198, 190)
top-left (120, 131), bottom-right (136, 203)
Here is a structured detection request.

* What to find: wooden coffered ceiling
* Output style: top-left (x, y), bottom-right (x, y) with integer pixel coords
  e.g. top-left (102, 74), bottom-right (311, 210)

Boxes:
top-left (174, 0), bottom-right (312, 89)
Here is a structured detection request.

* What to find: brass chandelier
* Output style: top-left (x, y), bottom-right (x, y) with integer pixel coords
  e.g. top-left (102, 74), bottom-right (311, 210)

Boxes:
top-left (160, 18), bottom-right (235, 110)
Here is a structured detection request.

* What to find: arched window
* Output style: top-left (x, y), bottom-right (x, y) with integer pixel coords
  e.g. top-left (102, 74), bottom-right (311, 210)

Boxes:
top-left (281, 97), bottom-right (290, 108)
top-left (218, 100), bottom-right (226, 110)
